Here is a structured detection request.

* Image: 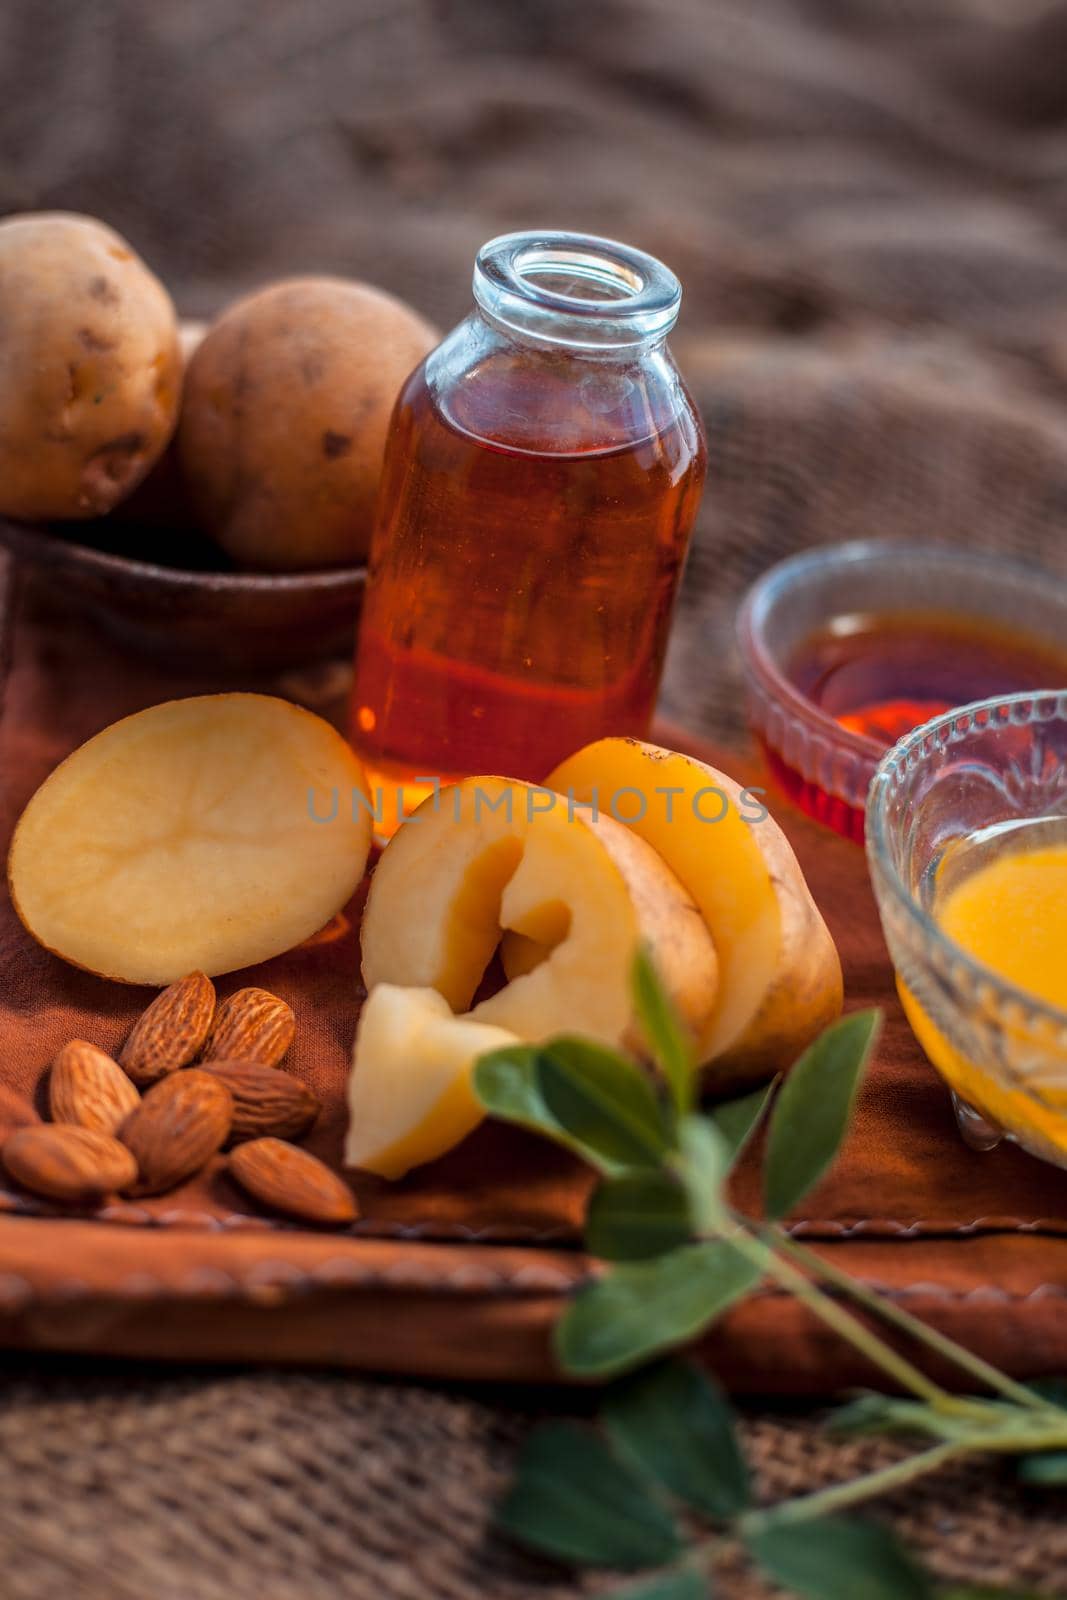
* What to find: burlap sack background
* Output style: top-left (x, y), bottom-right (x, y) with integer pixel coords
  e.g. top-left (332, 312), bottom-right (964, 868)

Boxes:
top-left (2, 0), bottom-right (1067, 1593)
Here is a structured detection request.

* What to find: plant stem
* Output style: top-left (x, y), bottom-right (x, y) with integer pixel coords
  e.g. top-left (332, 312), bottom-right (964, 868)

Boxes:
top-left (728, 1225), bottom-right (952, 1406)
top-left (763, 1227), bottom-right (1049, 1413)
top-left (738, 1441), bottom-right (963, 1533)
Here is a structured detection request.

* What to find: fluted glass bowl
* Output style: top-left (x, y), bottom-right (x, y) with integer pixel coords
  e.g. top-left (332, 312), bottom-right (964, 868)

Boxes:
top-left (866, 691), bottom-right (1067, 1169)
top-left (737, 540), bottom-right (1067, 842)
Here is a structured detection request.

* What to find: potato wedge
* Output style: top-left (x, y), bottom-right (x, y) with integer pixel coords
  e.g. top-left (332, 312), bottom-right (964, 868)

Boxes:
top-left (360, 776), bottom-right (717, 1051)
top-left (547, 739), bottom-right (842, 1091)
top-left (346, 985), bottom-right (517, 1178)
top-left (9, 694), bottom-right (372, 984)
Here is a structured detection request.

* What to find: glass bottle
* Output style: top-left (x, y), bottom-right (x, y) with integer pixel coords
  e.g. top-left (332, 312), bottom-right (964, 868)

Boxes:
top-left (351, 229), bottom-right (706, 825)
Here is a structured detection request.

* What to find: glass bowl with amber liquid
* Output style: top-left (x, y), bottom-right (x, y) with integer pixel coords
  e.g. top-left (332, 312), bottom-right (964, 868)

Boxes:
top-left (738, 541), bottom-right (1067, 841)
top-left (350, 230), bottom-right (706, 832)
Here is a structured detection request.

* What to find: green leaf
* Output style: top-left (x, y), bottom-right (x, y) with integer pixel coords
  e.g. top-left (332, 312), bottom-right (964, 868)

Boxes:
top-left (473, 1043), bottom-right (617, 1173)
top-left (604, 1359), bottom-right (750, 1518)
top-left (678, 1115), bottom-right (731, 1232)
top-left (474, 1042), bottom-right (572, 1137)
top-left (601, 1573), bottom-right (707, 1600)
top-left (746, 1515), bottom-right (933, 1600)
top-left (763, 1010), bottom-right (881, 1220)
top-left (826, 1394), bottom-right (910, 1435)
top-left (1016, 1450), bottom-right (1067, 1486)
top-left (495, 1421), bottom-right (682, 1570)
top-left (829, 1394), bottom-right (1062, 1451)
top-left (633, 946), bottom-right (696, 1115)
top-left (555, 1240), bottom-right (762, 1378)
top-left (586, 1171), bottom-right (692, 1261)
top-left (538, 1035), bottom-right (674, 1169)
top-left (711, 1080), bottom-right (776, 1164)
top-left (827, 1394), bottom-right (943, 1439)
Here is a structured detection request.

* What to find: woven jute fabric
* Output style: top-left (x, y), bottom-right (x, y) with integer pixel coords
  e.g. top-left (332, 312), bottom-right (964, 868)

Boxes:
top-left (3, 0), bottom-right (1067, 1594)
top-left (0, 1360), bottom-right (1063, 1600)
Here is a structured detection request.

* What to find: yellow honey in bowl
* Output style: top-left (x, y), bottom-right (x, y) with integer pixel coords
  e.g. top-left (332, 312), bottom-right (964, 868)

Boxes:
top-left (899, 829), bottom-right (1067, 1161)
top-left (938, 844), bottom-right (1067, 1011)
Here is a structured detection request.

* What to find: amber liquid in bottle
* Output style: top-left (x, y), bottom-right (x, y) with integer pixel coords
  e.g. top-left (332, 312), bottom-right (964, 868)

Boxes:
top-left (352, 350), bottom-right (705, 819)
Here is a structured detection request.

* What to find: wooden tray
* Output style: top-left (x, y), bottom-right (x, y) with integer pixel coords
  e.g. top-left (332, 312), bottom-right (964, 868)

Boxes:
top-left (1, 560), bottom-right (1065, 1391)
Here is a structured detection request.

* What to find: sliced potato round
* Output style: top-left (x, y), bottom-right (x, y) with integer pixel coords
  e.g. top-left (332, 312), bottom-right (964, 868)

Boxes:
top-left (9, 694), bottom-right (372, 984)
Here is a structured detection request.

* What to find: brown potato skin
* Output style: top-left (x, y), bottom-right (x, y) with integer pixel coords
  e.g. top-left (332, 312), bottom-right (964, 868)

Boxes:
top-left (177, 277), bottom-right (437, 571)
top-left (0, 212), bottom-right (181, 520)
top-left (702, 806), bottom-right (844, 1097)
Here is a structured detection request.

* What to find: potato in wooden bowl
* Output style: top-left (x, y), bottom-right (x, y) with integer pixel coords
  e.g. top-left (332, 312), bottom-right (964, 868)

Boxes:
top-left (178, 277), bottom-right (437, 571)
top-left (0, 212), bottom-right (181, 521)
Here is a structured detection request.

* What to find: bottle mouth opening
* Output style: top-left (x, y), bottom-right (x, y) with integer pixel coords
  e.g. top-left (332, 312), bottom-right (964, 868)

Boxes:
top-left (473, 230), bottom-right (682, 349)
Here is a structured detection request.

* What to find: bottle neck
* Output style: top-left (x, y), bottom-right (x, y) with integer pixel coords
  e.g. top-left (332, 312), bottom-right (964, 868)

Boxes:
top-left (472, 231), bottom-right (682, 355)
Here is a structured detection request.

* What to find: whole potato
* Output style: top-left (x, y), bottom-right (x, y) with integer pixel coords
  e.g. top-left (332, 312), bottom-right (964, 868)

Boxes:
top-left (178, 277), bottom-right (437, 570)
top-left (0, 212), bottom-right (181, 520)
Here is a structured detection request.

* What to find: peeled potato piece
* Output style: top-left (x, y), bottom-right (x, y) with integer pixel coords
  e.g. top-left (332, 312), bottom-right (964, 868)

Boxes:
top-left (547, 739), bottom-right (843, 1092)
top-left (350, 777), bottom-right (717, 1177)
top-left (346, 985), bottom-right (518, 1178)
top-left (9, 694), bottom-right (372, 984)
top-left (360, 776), bottom-right (718, 1051)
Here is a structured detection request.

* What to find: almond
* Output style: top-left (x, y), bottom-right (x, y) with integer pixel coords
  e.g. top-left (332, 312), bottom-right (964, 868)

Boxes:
top-left (203, 988), bottom-right (295, 1068)
top-left (200, 1061), bottom-right (320, 1144)
top-left (3, 1125), bottom-right (137, 1202)
top-left (49, 1040), bottom-right (140, 1135)
top-left (120, 1068), bottom-right (232, 1196)
top-left (229, 1138), bottom-right (357, 1225)
top-left (120, 970), bottom-right (216, 1086)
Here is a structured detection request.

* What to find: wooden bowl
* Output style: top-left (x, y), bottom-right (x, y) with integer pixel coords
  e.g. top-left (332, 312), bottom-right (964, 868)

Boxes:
top-left (0, 516), bottom-right (365, 672)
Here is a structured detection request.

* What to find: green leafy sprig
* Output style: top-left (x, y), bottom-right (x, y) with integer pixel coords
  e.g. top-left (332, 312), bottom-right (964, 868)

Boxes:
top-left (473, 951), bottom-right (1067, 1600)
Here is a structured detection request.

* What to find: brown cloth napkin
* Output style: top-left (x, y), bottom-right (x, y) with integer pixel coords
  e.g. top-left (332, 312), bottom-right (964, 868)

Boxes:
top-left (0, 557), bottom-right (1065, 1391)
